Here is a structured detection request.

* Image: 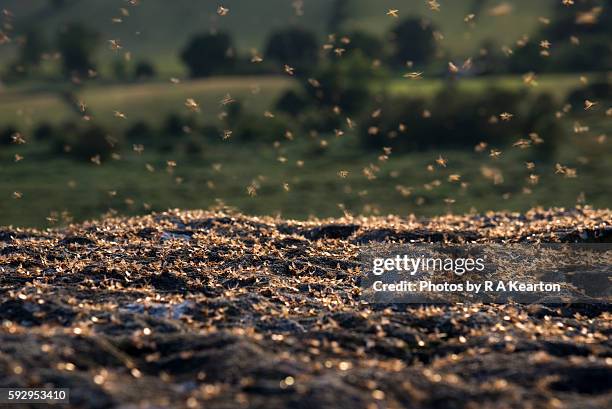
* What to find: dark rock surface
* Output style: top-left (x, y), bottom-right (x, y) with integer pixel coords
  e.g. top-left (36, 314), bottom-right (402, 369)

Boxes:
top-left (0, 207), bottom-right (610, 408)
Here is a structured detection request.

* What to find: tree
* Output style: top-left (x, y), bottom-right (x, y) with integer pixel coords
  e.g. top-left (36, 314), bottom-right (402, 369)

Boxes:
top-left (343, 31), bottom-right (385, 60)
top-left (508, 40), bottom-right (550, 73)
top-left (71, 125), bottom-right (114, 162)
top-left (125, 121), bottom-right (155, 144)
top-left (360, 87), bottom-right (559, 154)
top-left (275, 90), bottom-right (309, 116)
top-left (112, 58), bottom-right (129, 80)
top-left (389, 18), bottom-right (436, 67)
top-left (264, 27), bottom-right (319, 74)
top-left (56, 23), bottom-right (99, 77)
top-left (52, 123), bottom-right (114, 162)
top-left (328, 0), bottom-right (350, 33)
top-left (543, 0), bottom-right (611, 42)
top-left (180, 32), bottom-right (235, 78)
top-left (302, 53), bottom-right (375, 115)
top-left (539, 0), bottom-right (611, 72)
top-left (473, 39), bottom-right (507, 75)
top-left (34, 123), bottom-right (55, 141)
top-left (50, 0), bottom-right (67, 9)
top-left (134, 60), bottom-right (156, 79)
top-left (19, 29), bottom-right (47, 70)
top-left (0, 126), bottom-right (19, 145)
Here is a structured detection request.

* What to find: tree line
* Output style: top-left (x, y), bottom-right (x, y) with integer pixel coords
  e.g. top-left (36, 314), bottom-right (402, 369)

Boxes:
top-left (7, 1), bottom-right (610, 81)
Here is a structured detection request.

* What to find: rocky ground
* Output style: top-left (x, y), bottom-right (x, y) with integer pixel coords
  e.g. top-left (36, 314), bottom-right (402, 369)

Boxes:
top-left (0, 207), bottom-right (611, 409)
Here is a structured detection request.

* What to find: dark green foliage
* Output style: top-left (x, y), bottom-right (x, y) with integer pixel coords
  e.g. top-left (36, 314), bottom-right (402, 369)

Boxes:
top-left (162, 113), bottom-right (191, 137)
top-left (507, 41), bottom-right (550, 73)
top-left (56, 23), bottom-right (99, 76)
top-left (360, 87), bottom-right (560, 158)
top-left (0, 126), bottom-right (19, 145)
top-left (224, 101), bottom-right (243, 128)
top-left (520, 93), bottom-right (560, 161)
top-left (552, 38), bottom-right (611, 72)
top-left (231, 114), bottom-right (291, 143)
top-left (301, 54), bottom-right (374, 115)
top-left (71, 125), bottom-right (115, 162)
top-left (508, 38), bottom-right (610, 74)
top-left (112, 58), bottom-right (129, 81)
top-left (389, 18), bottom-right (437, 67)
top-left (134, 60), bottom-right (156, 79)
top-left (50, 0), bottom-right (67, 8)
top-left (543, 0), bottom-right (611, 71)
top-left (51, 123), bottom-right (115, 162)
top-left (200, 125), bottom-right (221, 141)
top-left (298, 108), bottom-right (344, 133)
top-left (56, 121), bottom-right (80, 142)
top-left (328, 0), bottom-right (350, 32)
top-left (180, 32), bottom-right (235, 78)
top-left (19, 29), bottom-right (47, 69)
top-left (113, 59), bottom-right (157, 81)
top-left (506, 0), bottom-right (611, 73)
top-left (157, 114), bottom-right (198, 152)
top-left (473, 40), bottom-right (508, 75)
top-left (125, 121), bottom-right (155, 144)
top-left (567, 79), bottom-right (611, 107)
top-left (275, 89), bottom-right (310, 116)
top-left (264, 27), bottom-right (319, 74)
top-left (34, 123), bottom-right (55, 141)
top-left (343, 31), bottom-right (385, 60)
top-left (270, 54), bottom-right (376, 133)
top-left (543, 0), bottom-right (611, 42)
top-left (182, 135), bottom-right (205, 155)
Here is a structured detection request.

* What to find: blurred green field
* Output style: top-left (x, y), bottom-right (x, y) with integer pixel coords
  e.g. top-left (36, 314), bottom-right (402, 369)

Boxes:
top-left (0, 73), bottom-right (591, 133)
top-left (1, 90), bottom-right (610, 228)
top-left (1, 65), bottom-right (609, 228)
top-left (386, 74), bottom-right (590, 99)
top-left (0, 1), bottom-right (608, 228)
top-left (0, 76), bottom-right (293, 133)
top-left (1, 125), bottom-right (610, 228)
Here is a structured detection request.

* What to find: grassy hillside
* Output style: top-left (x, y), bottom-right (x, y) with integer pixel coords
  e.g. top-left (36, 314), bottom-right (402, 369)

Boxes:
top-left (0, 76), bottom-right (292, 132)
top-left (0, 73), bottom-right (590, 134)
top-left (2, 111), bottom-right (610, 227)
top-left (1, 1), bottom-right (607, 228)
top-left (1, 0), bottom-right (556, 75)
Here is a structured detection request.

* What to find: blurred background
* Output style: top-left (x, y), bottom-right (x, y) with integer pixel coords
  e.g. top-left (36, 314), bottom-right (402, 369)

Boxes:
top-left (0, 0), bottom-right (610, 227)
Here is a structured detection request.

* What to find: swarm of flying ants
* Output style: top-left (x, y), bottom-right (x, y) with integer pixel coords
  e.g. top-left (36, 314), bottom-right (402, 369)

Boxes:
top-left (0, 1), bottom-right (608, 223)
